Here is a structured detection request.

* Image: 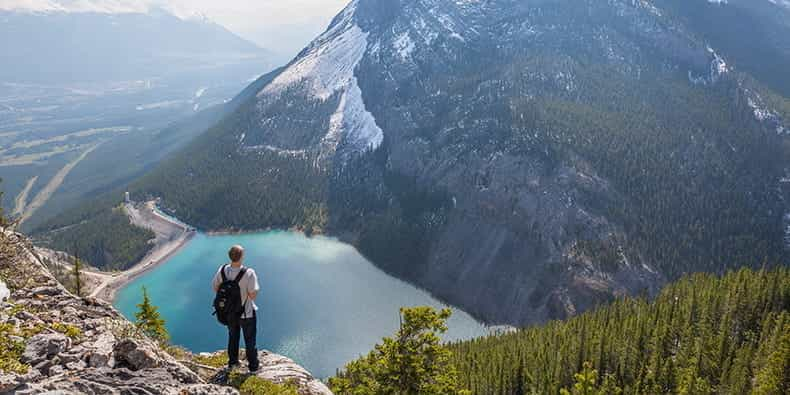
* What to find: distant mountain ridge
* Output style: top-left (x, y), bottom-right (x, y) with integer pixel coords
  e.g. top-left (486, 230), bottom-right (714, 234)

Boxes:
top-left (102, 0), bottom-right (790, 325)
top-left (0, 0), bottom-right (203, 20)
top-left (0, 5), bottom-right (270, 84)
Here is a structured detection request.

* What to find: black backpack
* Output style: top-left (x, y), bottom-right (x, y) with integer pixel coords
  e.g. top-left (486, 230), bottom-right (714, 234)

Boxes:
top-left (213, 265), bottom-right (247, 326)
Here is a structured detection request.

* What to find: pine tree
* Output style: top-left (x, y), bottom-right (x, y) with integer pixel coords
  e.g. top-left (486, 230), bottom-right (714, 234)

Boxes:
top-left (446, 268), bottom-right (789, 394)
top-left (72, 253), bottom-right (83, 297)
top-left (560, 361), bottom-right (623, 395)
top-left (0, 181), bottom-right (7, 227)
top-left (135, 286), bottom-right (169, 342)
top-left (751, 314), bottom-right (789, 395)
top-left (329, 307), bottom-right (469, 394)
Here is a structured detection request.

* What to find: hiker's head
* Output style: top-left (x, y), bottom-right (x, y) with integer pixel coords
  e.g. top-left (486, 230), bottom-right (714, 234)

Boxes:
top-left (228, 245), bottom-right (244, 263)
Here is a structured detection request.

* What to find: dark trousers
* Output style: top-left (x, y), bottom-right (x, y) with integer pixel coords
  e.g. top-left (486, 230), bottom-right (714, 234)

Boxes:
top-left (227, 311), bottom-right (259, 370)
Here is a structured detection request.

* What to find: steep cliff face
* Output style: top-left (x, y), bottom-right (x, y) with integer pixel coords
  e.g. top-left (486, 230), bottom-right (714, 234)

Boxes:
top-left (0, 229), bottom-right (331, 395)
top-left (136, 0), bottom-right (790, 325)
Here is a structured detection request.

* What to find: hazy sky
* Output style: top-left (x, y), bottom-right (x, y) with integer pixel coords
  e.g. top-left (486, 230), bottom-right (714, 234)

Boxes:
top-left (0, 0), bottom-right (351, 57)
top-left (179, 0), bottom-right (349, 57)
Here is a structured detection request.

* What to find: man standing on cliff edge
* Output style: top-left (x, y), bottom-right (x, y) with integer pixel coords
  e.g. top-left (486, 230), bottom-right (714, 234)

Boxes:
top-left (212, 245), bottom-right (260, 372)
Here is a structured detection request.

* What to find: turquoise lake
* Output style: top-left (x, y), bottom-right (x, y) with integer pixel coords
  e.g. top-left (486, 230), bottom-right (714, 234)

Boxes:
top-left (114, 231), bottom-right (488, 378)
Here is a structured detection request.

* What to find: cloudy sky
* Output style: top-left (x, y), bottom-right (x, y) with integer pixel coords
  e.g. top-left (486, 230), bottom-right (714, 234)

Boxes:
top-left (0, 0), bottom-right (351, 56)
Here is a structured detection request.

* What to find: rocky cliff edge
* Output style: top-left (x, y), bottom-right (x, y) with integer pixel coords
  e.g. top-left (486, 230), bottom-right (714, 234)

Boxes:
top-left (0, 228), bottom-right (332, 395)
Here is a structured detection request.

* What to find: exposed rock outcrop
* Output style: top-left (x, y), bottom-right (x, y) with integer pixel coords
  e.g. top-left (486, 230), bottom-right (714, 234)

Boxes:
top-left (0, 229), bottom-right (332, 395)
top-left (207, 351), bottom-right (332, 395)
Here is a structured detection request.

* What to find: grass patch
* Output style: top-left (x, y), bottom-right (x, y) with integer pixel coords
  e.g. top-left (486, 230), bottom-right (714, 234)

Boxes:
top-left (162, 344), bottom-right (190, 360)
top-left (194, 352), bottom-right (229, 368)
top-left (0, 323), bottom-right (29, 374)
top-left (228, 371), bottom-right (299, 395)
top-left (239, 376), bottom-right (299, 395)
top-left (50, 322), bottom-right (82, 339)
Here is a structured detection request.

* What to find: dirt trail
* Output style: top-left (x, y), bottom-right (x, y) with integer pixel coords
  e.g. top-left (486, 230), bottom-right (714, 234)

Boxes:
top-left (12, 176), bottom-right (37, 218)
top-left (18, 143), bottom-right (100, 226)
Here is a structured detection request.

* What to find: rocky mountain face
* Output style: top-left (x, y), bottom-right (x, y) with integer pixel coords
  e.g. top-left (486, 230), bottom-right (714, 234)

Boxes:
top-left (0, 229), bottom-right (331, 394)
top-left (136, 0), bottom-right (790, 325)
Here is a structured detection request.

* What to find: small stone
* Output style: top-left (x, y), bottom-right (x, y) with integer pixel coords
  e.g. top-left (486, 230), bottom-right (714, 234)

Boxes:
top-left (33, 359), bottom-right (52, 375)
top-left (58, 351), bottom-right (83, 364)
top-left (176, 384), bottom-right (240, 395)
top-left (48, 365), bottom-right (64, 377)
top-left (31, 286), bottom-right (60, 297)
top-left (65, 360), bottom-right (87, 371)
top-left (0, 372), bottom-right (21, 393)
top-left (19, 368), bottom-right (42, 383)
top-left (15, 310), bottom-right (36, 321)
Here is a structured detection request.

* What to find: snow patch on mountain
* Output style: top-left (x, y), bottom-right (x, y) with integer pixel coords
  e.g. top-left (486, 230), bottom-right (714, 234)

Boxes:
top-left (259, 0), bottom-right (383, 153)
top-left (393, 31), bottom-right (416, 60)
top-left (333, 79), bottom-right (384, 151)
top-left (261, 1), bottom-right (364, 100)
top-left (688, 46), bottom-right (729, 85)
top-left (743, 88), bottom-right (788, 135)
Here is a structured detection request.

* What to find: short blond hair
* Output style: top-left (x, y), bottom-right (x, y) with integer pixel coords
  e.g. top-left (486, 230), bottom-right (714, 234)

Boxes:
top-left (228, 245), bottom-right (244, 262)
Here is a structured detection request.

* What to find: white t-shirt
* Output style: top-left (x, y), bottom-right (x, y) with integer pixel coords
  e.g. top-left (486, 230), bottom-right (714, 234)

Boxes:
top-left (212, 264), bottom-right (260, 319)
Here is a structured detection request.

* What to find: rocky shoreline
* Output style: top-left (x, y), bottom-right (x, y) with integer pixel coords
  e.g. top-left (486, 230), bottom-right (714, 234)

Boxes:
top-left (0, 228), bottom-right (332, 394)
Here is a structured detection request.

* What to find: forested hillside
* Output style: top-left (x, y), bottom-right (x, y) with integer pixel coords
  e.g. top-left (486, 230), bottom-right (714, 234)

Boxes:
top-left (34, 203), bottom-right (154, 271)
top-left (127, 0), bottom-right (790, 326)
top-left (450, 268), bottom-right (790, 394)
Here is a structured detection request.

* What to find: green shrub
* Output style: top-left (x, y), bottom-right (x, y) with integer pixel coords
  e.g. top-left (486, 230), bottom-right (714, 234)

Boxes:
top-left (50, 322), bottom-right (82, 339)
top-left (0, 323), bottom-right (29, 374)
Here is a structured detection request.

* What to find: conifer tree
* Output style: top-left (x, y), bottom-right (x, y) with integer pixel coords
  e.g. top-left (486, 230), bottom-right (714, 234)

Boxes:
top-left (72, 253), bottom-right (83, 297)
top-left (0, 186), bottom-right (5, 226)
top-left (135, 286), bottom-right (169, 342)
top-left (330, 306), bottom-right (468, 394)
top-left (446, 268), bottom-right (789, 394)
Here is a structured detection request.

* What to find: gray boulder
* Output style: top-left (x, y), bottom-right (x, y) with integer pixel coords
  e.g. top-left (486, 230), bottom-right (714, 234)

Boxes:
top-left (0, 279), bottom-right (9, 302)
top-left (86, 332), bottom-right (115, 368)
top-left (113, 339), bottom-right (160, 370)
top-left (22, 333), bottom-right (71, 364)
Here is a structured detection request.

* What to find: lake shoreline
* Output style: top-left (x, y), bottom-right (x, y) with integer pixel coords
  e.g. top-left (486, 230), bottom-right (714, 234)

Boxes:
top-left (112, 230), bottom-right (496, 378)
top-left (112, 204), bottom-right (503, 330)
top-left (99, 231), bottom-right (196, 303)
top-left (93, 201), bottom-right (196, 303)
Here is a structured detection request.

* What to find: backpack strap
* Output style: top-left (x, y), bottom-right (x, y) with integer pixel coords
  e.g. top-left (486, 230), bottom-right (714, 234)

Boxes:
top-left (233, 268), bottom-right (248, 284)
top-left (220, 264), bottom-right (229, 282)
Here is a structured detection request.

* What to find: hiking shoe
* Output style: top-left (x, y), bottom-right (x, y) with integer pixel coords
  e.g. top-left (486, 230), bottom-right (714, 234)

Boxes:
top-left (248, 366), bottom-right (259, 374)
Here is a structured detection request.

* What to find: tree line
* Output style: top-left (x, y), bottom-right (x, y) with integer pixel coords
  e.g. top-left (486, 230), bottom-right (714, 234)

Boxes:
top-left (448, 268), bottom-right (789, 394)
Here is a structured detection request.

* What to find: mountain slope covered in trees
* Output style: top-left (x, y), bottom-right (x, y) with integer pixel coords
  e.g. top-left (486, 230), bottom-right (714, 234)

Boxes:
top-left (51, 0), bottom-right (790, 324)
top-left (449, 268), bottom-right (790, 394)
top-left (129, 0), bottom-right (790, 325)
